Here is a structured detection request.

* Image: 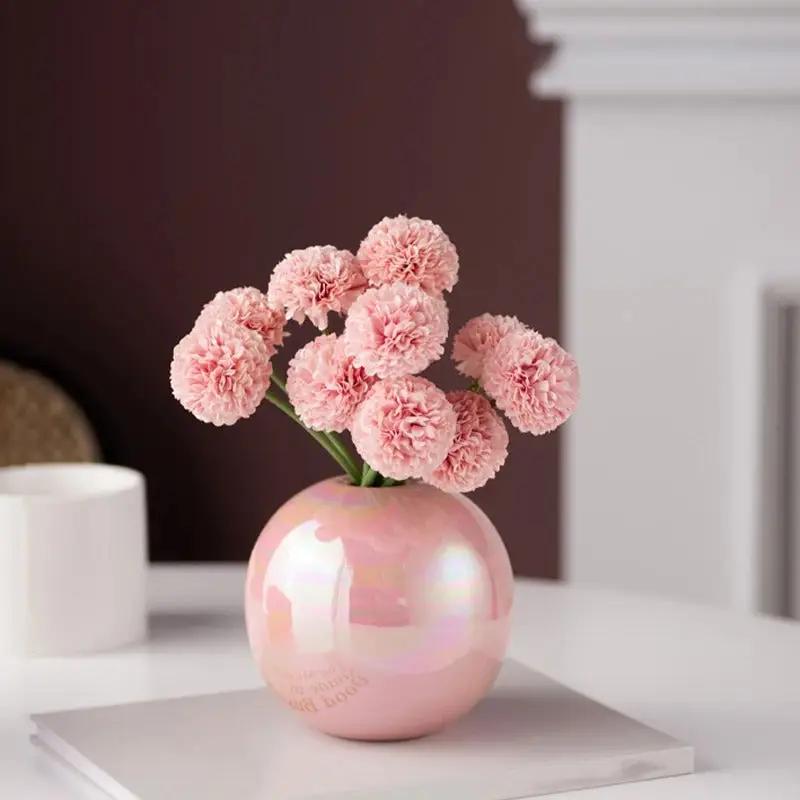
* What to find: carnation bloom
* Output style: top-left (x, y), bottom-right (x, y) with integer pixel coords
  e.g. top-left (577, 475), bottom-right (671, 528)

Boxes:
top-left (351, 376), bottom-right (457, 481)
top-left (357, 215), bottom-right (459, 295)
top-left (343, 282), bottom-right (448, 379)
top-left (267, 245), bottom-right (366, 330)
top-left (422, 390), bottom-right (509, 493)
top-left (197, 287), bottom-right (286, 357)
top-left (170, 318), bottom-right (272, 426)
top-left (286, 333), bottom-right (374, 432)
top-left (482, 330), bottom-right (579, 435)
top-left (452, 313), bottom-right (527, 380)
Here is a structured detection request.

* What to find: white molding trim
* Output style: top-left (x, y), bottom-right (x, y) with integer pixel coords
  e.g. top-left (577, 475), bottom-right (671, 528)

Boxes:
top-left (729, 266), bottom-right (800, 615)
top-left (515, 0), bottom-right (800, 97)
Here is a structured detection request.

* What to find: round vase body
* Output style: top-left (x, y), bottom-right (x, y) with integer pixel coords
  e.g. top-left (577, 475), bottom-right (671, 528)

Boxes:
top-left (245, 477), bottom-right (514, 741)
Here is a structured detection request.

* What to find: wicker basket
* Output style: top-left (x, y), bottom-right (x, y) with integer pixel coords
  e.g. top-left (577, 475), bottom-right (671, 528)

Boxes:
top-left (0, 360), bottom-right (99, 467)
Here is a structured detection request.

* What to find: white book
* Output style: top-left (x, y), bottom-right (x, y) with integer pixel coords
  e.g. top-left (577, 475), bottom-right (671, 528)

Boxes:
top-left (31, 660), bottom-right (693, 800)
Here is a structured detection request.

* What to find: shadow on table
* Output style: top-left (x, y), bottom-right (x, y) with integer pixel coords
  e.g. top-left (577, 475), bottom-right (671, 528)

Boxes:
top-left (635, 702), bottom-right (798, 773)
top-left (147, 610), bottom-right (246, 645)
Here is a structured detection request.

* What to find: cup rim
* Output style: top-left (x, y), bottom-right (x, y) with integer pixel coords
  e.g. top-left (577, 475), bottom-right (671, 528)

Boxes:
top-left (0, 463), bottom-right (143, 501)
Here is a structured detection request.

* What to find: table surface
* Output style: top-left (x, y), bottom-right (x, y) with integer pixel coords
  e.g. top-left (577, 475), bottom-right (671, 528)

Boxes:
top-left (2, 566), bottom-right (800, 800)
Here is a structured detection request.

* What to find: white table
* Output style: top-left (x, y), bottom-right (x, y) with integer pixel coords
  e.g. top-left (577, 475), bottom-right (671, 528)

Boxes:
top-left (3, 566), bottom-right (800, 799)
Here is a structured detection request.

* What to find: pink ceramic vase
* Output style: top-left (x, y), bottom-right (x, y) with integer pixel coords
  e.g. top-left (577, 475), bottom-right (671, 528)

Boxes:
top-left (245, 477), bottom-right (514, 741)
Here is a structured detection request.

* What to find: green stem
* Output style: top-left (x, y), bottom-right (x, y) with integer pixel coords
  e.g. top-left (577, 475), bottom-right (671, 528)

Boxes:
top-left (361, 466), bottom-right (378, 487)
top-left (269, 370), bottom-right (362, 480)
top-left (326, 431), bottom-right (361, 477)
top-left (270, 371), bottom-right (287, 393)
top-left (264, 391), bottom-right (360, 483)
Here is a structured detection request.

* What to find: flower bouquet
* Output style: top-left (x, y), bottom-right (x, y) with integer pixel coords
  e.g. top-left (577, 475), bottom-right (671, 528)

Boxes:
top-left (170, 215), bottom-right (579, 740)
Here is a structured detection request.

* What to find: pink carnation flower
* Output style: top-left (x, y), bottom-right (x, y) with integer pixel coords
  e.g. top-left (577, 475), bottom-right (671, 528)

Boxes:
top-left (170, 318), bottom-right (272, 426)
top-left (343, 282), bottom-right (448, 379)
top-left (357, 215), bottom-right (459, 295)
top-left (197, 287), bottom-right (286, 357)
top-left (422, 390), bottom-right (509, 493)
top-left (482, 330), bottom-right (579, 435)
top-left (452, 313), bottom-right (527, 380)
top-left (286, 333), bottom-right (374, 432)
top-left (351, 376), bottom-right (457, 481)
top-left (267, 245), bottom-right (366, 330)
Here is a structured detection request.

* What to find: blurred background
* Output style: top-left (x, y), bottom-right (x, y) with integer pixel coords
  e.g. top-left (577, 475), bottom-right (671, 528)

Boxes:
top-left (3, 1), bottom-right (799, 619)
top-left (0, 2), bottom-right (561, 576)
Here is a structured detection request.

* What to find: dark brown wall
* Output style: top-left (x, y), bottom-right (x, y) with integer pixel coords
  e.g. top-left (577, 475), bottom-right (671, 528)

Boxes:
top-left (0, 2), bottom-right (562, 576)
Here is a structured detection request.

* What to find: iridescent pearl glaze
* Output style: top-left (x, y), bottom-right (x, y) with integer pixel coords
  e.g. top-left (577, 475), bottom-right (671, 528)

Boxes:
top-left (245, 477), bottom-right (513, 740)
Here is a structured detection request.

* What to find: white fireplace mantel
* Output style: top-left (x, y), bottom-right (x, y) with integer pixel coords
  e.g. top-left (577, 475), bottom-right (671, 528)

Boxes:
top-left (517, 0), bottom-right (800, 612)
top-left (518, 0), bottom-right (800, 97)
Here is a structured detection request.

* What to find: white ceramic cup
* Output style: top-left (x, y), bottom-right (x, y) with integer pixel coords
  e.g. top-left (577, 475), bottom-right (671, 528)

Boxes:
top-left (0, 463), bottom-right (147, 656)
